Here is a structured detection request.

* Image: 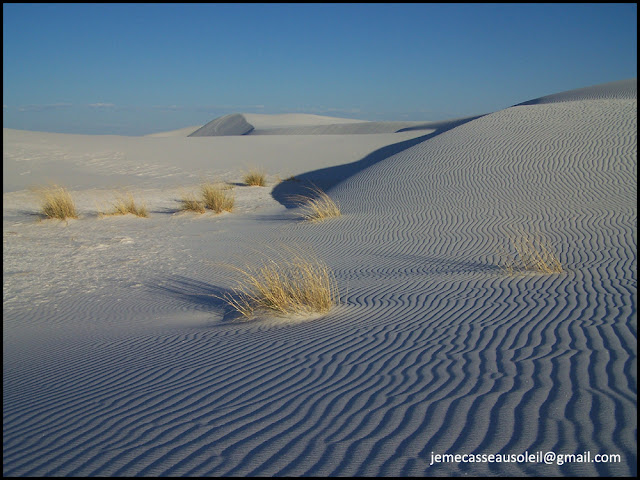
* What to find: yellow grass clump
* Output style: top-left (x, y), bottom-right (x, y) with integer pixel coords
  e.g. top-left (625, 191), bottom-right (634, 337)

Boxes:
top-left (105, 193), bottom-right (148, 217)
top-left (276, 174), bottom-right (300, 184)
top-left (243, 168), bottom-right (267, 187)
top-left (499, 231), bottom-right (564, 275)
top-left (179, 192), bottom-right (206, 214)
top-left (220, 246), bottom-right (339, 319)
top-left (290, 185), bottom-right (341, 222)
top-left (38, 185), bottom-right (78, 220)
top-left (201, 182), bottom-right (235, 213)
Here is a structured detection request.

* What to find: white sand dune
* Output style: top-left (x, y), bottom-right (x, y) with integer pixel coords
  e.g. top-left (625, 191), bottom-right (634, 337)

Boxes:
top-left (145, 125), bottom-right (202, 137)
top-left (3, 79), bottom-right (637, 476)
top-left (244, 112), bottom-right (367, 127)
top-left (146, 113), bottom-right (370, 137)
top-left (187, 112), bottom-right (461, 136)
top-left (189, 112), bottom-right (370, 136)
top-left (3, 127), bottom-right (427, 194)
top-left (189, 113), bottom-right (255, 136)
top-left (515, 77), bottom-right (637, 105)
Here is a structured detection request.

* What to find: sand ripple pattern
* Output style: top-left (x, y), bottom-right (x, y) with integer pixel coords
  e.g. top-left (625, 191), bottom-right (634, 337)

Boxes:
top-left (3, 86), bottom-right (637, 476)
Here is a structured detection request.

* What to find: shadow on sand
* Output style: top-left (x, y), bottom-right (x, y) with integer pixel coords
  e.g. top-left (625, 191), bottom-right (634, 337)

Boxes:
top-left (270, 114), bottom-right (485, 208)
top-left (148, 275), bottom-right (243, 322)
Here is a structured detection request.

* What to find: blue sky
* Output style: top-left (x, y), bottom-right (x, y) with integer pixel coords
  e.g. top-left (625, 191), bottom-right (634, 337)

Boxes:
top-left (3, 3), bottom-right (637, 135)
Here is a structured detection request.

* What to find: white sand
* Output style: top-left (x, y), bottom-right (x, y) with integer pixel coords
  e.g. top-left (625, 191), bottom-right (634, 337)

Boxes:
top-left (145, 125), bottom-right (202, 137)
top-left (3, 80), bottom-right (637, 476)
top-left (185, 111), bottom-right (476, 137)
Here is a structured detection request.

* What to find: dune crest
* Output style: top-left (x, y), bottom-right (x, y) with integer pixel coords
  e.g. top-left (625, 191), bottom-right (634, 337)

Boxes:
top-left (188, 112), bottom-right (255, 136)
top-left (515, 77), bottom-right (636, 106)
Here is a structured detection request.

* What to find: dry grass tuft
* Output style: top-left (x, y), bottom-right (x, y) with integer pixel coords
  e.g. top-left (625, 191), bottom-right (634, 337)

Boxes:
top-left (37, 185), bottom-right (78, 220)
top-left (243, 168), bottom-right (267, 187)
top-left (276, 174), bottom-right (300, 184)
top-left (106, 193), bottom-right (149, 217)
top-left (220, 246), bottom-right (339, 319)
top-left (499, 231), bottom-right (564, 275)
top-left (179, 192), bottom-right (206, 214)
top-left (289, 185), bottom-right (341, 222)
top-left (201, 182), bottom-right (235, 213)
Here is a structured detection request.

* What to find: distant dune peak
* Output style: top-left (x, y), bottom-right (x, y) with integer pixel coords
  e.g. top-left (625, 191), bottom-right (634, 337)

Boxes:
top-left (515, 78), bottom-right (636, 106)
top-left (188, 113), bottom-right (254, 137)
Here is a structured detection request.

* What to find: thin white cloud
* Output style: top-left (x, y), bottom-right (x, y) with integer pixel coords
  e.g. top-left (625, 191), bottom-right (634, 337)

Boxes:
top-left (17, 103), bottom-right (72, 112)
top-left (88, 103), bottom-right (116, 108)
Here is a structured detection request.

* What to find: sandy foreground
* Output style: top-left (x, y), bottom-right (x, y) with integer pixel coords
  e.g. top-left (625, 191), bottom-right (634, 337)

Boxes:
top-left (3, 79), bottom-right (637, 476)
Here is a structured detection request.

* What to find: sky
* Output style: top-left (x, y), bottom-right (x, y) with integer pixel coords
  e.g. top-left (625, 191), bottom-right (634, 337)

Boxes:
top-left (3, 3), bottom-right (637, 136)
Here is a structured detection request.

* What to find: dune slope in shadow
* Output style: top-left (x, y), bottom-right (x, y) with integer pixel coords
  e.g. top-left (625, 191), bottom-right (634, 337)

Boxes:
top-left (271, 115), bottom-right (485, 208)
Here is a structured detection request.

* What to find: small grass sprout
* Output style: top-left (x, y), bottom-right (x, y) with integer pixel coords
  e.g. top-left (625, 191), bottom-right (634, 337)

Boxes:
top-left (277, 174), bottom-right (300, 183)
top-left (499, 231), bottom-right (564, 276)
top-left (107, 193), bottom-right (149, 218)
top-left (243, 168), bottom-right (267, 187)
top-left (179, 192), bottom-right (206, 214)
